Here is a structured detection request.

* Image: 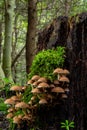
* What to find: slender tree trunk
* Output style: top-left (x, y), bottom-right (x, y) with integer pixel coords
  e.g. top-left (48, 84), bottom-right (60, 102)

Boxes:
top-left (2, 0), bottom-right (15, 80)
top-left (26, 0), bottom-right (37, 74)
top-left (0, 21), bottom-right (2, 63)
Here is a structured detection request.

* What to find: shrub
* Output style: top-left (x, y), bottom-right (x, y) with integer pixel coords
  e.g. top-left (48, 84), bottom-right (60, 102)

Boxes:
top-left (29, 46), bottom-right (65, 81)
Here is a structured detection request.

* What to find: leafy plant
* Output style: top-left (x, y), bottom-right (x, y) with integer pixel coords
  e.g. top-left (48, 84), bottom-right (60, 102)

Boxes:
top-left (29, 46), bottom-right (65, 81)
top-left (61, 120), bottom-right (75, 130)
top-left (0, 97), bottom-right (9, 113)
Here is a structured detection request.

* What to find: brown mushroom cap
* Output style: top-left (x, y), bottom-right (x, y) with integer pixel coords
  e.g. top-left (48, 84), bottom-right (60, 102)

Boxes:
top-left (4, 98), bottom-right (15, 105)
top-left (10, 86), bottom-right (22, 91)
top-left (32, 81), bottom-right (39, 86)
top-left (61, 94), bottom-right (68, 98)
top-left (13, 116), bottom-right (21, 124)
top-left (53, 68), bottom-right (64, 74)
top-left (27, 79), bottom-right (34, 85)
top-left (63, 69), bottom-right (70, 75)
top-left (31, 96), bottom-right (36, 101)
top-left (6, 113), bottom-right (14, 119)
top-left (50, 84), bottom-right (55, 88)
top-left (59, 76), bottom-right (70, 83)
top-left (64, 88), bottom-right (70, 92)
top-left (8, 107), bottom-right (15, 113)
top-left (39, 98), bottom-right (48, 104)
top-left (31, 75), bottom-right (40, 81)
top-left (51, 87), bottom-right (65, 93)
top-left (37, 82), bottom-right (49, 89)
top-left (53, 80), bottom-right (60, 85)
top-left (37, 77), bottom-right (48, 83)
top-left (22, 114), bottom-right (32, 120)
top-left (15, 102), bottom-right (29, 109)
top-left (11, 95), bottom-right (21, 101)
top-left (31, 88), bottom-right (41, 94)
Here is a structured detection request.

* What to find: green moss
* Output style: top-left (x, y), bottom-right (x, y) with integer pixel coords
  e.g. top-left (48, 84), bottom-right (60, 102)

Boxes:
top-left (29, 46), bottom-right (65, 81)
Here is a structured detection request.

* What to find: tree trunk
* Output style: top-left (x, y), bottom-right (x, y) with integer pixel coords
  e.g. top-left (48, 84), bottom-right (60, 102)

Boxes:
top-left (36, 12), bottom-right (87, 130)
top-left (26, 0), bottom-right (37, 74)
top-left (0, 64), bottom-right (5, 88)
top-left (2, 0), bottom-right (15, 80)
top-left (0, 21), bottom-right (2, 63)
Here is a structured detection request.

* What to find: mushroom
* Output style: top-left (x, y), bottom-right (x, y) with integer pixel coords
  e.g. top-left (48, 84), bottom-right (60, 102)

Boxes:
top-left (13, 116), bottom-right (21, 124)
top-left (53, 68), bottom-right (64, 80)
top-left (6, 112), bottom-right (14, 119)
top-left (53, 80), bottom-right (60, 85)
top-left (22, 114), bottom-right (32, 121)
top-left (8, 107), bottom-right (15, 113)
top-left (4, 98), bottom-right (16, 105)
top-left (59, 76), bottom-right (70, 83)
top-left (32, 81), bottom-right (39, 87)
top-left (37, 82), bottom-right (49, 90)
top-left (31, 88), bottom-right (41, 94)
top-left (51, 87), bottom-right (65, 93)
top-left (31, 75), bottom-right (40, 81)
top-left (11, 95), bottom-right (21, 101)
top-left (63, 69), bottom-right (70, 75)
top-left (15, 102), bottom-right (29, 109)
top-left (64, 88), bottom-right (70, 94)
top-left (37, 77), bottom-right (48, 83)
top-left (61, 94), bottom-right (68, 98)
top-left (27, 79), bottom-right (34, 85)
top-left (10, 86), bottom-right (23, 96)
top-left (39, 98), bottom-right (48, 104)
top-left (15, 102), bottom-right (29, 115)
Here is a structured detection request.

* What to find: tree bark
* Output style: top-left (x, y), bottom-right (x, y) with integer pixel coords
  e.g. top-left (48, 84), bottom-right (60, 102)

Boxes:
top-left (2, 0), bottom-right (15, 80)
top-left (36, 12), bottom-right (87, 130)
top-left (26, 0), bottom-right (37, 74)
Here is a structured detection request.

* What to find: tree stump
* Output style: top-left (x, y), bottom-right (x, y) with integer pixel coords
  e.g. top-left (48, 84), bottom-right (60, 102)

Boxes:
top-left (37, 12), bottom-right (87, 130)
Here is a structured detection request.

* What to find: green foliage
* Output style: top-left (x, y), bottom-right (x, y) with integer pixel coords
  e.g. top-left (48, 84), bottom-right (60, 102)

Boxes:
top-left (61, 120), bottom-right (75, 130)
top-left (29, 46), bottom-right (65, 81)
top-left (0, 97), bottom-right (9, 113)
top-left (22, 85), bottom-right (33, 103)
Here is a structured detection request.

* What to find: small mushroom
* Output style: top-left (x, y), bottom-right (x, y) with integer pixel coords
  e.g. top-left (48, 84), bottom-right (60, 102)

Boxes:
top-left (53, 68), bottom-right (64, 79)
top-left (53, 68), bottom-right (64, 74)
top-left (15, 102), bottom-right (29, 109)
top-left (61, 94), bottom-right (68, 98)
top-left (4, 98), bottom-right (16, 105)
top-left (10, 86), bottom-right (23, 96)
top-left (27, 79), bottom-right (34, 85)
top-left (53, 80), bottom-right (60, 85)
top-left (6, 113), bottom-right (14, 119)
top-left (37, 82), bottom-right (49, 89)
top-left (59, 76), bottom-right (70, 83)
top-left (13, 116), bottom-right (21, 124)
top-left (51, 87), bottom-right (65, 93)
top-left (15, 102), bottom-right (29, 115)
top-left (11, 95), bottom-right (21, 101)
top-left (31, 88), bottom-right (41, 94)
top-left (39, 98), bottom-right (48, 104)
top-left (32, 81), bottom-right (39, 87)
top-left (8, 107), bottom-right (15, 113)
top-left (63, 69), bottom-right (70, 75)
top-left (31, 75), bottom-right (40, 81)
top-left (37, 77), bottom-right (48, 83)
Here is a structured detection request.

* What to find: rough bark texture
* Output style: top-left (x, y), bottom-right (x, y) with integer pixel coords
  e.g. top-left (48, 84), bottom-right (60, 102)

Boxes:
top-left (36, 12), bottom-right (87, 130)
top-left (2, 0), bottom-right (15, 80)
top-left (26, 0), bottom-right (37, 74)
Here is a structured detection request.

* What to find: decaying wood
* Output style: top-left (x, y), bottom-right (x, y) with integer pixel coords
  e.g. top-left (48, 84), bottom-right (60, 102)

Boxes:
top-left (37, 12), bottom-right (87, 130)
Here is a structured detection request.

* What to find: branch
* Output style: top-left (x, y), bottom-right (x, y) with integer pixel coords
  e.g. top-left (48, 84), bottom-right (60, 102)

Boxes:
top-left (11, 45), bottom-right (25, 68)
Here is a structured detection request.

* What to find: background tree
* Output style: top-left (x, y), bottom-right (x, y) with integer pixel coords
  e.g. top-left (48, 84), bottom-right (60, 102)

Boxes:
top-left (26, 0), bottom-right (37, 74)
top-left (2, 0), bottom-right (15, 81)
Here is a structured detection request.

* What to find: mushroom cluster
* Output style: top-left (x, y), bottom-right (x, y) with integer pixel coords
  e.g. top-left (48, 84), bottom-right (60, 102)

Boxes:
top-left (27, 68), bottom-right (70, 105)
top-left (4, 85), bottom-right (35, 128)
top-left (4, 68), bottom-right (70, 128)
